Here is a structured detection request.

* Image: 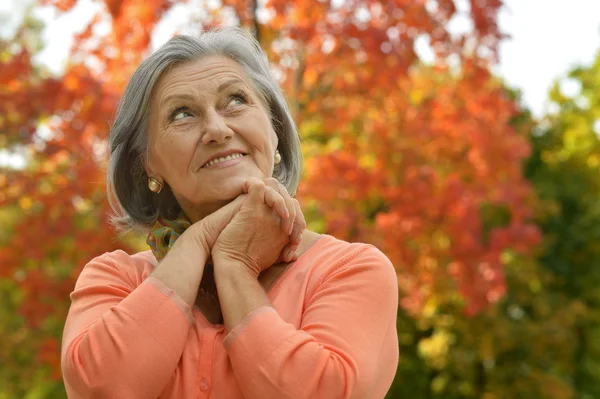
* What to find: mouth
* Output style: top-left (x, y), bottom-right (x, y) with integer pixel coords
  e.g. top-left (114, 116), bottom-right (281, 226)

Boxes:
top-left (201, 152), bottom-right (247, 168)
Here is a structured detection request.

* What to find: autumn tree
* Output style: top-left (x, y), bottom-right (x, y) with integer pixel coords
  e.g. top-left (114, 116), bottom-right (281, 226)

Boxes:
top-left (0, 0), bottom-right (544, 397)
top-left (0, 1), bottom-right (170, 395)
top-left (524, 49), bottom-right (600, 398)
top-left (387, 49), bottom-right (600, 399)
top-left (0, 14), bottom-right (78, 397)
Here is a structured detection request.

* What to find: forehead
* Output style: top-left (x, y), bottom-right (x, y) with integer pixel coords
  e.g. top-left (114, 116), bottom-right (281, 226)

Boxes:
top-left (156, 55), bottom-right (249, 93)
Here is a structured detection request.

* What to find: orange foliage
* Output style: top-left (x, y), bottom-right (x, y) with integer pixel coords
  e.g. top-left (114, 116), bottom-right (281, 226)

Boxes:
top-left (301, 62), bottom-right (540, 316)
top-left (0, 0), bottom-right (539, 384)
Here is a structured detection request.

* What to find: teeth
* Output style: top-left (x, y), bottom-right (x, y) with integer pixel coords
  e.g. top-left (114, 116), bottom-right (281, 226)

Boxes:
top-left (203, 153), bottom-right (244, 168)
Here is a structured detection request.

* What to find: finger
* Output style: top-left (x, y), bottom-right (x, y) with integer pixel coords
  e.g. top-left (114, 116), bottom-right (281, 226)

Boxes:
top-left (290, 198), bottom-right (306, 245)
top-left (279, 242), bottom-right (297, 263)
top-left (275, 246), bottom-right (289, 264)
top-left (279, 199), bottom-right (305, 262)
top-left (283, 200), bottom-right (306, 262)
top-left (264, 178), bottom-right (295, 235)
top-left (264, 186), bottom-right (288, 220)
top-left (263, 178), bottom-right (291, 233)
top-left (243, 176), bottom-right (264, 195)
top-left (280, 182), bottom-right (296, 235)
top-left (245, 177), bottom-right (266, 204)
top-left (261, 177), bottom-right (280, 192)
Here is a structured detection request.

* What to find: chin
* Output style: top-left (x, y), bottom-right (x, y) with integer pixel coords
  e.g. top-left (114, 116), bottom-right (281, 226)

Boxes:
top-left (215, 176), bottom-right (251, 198)
top-left (197, 170), bottom-right (267, 200)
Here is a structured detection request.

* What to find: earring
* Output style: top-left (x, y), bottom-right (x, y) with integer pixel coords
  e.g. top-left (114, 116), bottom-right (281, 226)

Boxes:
top-left (148, 177), bottom-right (163, 193)
top-left (274, 150), bottom-right (282, 166)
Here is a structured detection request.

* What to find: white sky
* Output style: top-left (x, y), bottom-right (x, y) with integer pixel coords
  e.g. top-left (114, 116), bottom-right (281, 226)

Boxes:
top-left (1, 0), bottom-right (600, 120)
top-left (496, 0), bottom-right (600, 116)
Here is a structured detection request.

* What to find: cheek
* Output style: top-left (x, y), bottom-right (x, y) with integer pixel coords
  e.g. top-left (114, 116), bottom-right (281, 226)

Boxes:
top-left (258, 129), bottom-right (277, 162)
top-left (245, 136), bottom-right (274, 176)
top-left (259, 119), bottom-right (278, 154)
top-left (233, 119), bottom-right (275, 160)
top-left (154, 132), bottom-right (196, 175)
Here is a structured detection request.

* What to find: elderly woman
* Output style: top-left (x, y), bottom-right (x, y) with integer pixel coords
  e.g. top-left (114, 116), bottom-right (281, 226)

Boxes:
top-left (61, 28), bottom-right (399, 399)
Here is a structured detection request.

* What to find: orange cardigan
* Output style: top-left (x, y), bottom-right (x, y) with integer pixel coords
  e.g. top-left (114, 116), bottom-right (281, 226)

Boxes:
top-left (61, 234), bottom-right (399, 398)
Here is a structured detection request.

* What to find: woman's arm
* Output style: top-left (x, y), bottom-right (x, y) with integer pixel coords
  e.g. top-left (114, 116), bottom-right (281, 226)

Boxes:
top-left (61, 234), bottom-right (209, 399)
top-left (211, 177), bottom-right (304, 333)
top-left (214, 245), bottom-right (400, 399)
top-left (214, 258), bottom-right (272, 332)
top-left (61, 193), bottom-right (255, 398)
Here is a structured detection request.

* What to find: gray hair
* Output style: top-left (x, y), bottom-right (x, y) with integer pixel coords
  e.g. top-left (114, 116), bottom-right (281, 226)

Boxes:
top-left (107, 27), bottom-right (302, 233)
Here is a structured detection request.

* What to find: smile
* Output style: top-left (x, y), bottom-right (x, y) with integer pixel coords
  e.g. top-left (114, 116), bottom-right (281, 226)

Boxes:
top-left (201, 153), bottom-right (246, 168)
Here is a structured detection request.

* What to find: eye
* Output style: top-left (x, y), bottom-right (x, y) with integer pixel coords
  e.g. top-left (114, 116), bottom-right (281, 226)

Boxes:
top-left (226, 91), bottom-right (248, 107)
top-left (169, 107), bottom-right (192, 122)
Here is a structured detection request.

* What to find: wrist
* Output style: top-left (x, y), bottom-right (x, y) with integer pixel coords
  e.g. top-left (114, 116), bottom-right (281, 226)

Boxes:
top-left (177, 224), bottom-right (211, 259)
top-left (174, 226), bottom-right (210, 262)
top-left (149, 228), bottom-right (210, 309)
top-left (213, 254), bottom-right (259, 280)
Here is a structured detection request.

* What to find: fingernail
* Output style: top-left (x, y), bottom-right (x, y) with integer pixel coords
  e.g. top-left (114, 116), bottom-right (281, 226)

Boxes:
top-left (296, 232), bottom-right (303, 243)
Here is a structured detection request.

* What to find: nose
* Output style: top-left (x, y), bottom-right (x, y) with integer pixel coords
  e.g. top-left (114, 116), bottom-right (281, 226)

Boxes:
top-left (201, 108), bottom-right (233, 146)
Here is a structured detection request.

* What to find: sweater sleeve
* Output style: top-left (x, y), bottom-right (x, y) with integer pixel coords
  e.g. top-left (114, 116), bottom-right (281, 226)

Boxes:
top-left (223, 246), bottom-right (400, 399)
top-left (61, 252), bottom-right (193, 399)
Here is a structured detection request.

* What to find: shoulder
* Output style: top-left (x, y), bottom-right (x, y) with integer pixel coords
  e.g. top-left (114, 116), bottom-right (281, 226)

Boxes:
top-left (304, 235), bottom-right (397, 290)
top-left (308, 234), bottom-right (393, 268)
top-left (76, 249), bottom-right (158, 289)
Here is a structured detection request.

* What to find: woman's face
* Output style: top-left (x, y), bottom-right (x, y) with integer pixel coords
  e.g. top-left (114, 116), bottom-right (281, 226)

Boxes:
top-left (146, 56), bottom-right (278, 222)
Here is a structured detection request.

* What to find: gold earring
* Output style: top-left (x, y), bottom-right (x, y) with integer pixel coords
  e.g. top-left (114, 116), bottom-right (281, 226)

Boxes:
top-left (274, 150), bottom-right (282, 166)
top-left (148, 177), bottom-right (163, 193)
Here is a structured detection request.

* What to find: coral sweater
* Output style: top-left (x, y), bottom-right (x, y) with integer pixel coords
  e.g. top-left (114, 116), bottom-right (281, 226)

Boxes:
top-left (61, 234), bottom-right (399, 398)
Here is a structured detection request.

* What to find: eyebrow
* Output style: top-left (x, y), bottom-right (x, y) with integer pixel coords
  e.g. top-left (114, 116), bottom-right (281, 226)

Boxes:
top-left (160, 93), bottom-right (196, 109)
top-left (218, 79), bottom-right (245, 92)
top-left (160, 79), bottom-right (246, 109)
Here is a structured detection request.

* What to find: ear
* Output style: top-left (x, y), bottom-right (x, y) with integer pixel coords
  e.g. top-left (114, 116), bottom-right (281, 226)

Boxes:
top-left (144, 158), bottom-right (161, 182)
top-left (270, 129), bottom-right (279, 153)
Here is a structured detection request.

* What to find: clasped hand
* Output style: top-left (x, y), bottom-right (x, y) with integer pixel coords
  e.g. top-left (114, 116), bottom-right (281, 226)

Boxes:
top-left (191, 177), bottom-right (306, 278)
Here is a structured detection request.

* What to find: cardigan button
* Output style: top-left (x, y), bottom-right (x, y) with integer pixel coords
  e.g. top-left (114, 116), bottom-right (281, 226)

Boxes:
top-left (199, 377), bottom-right (210, 391)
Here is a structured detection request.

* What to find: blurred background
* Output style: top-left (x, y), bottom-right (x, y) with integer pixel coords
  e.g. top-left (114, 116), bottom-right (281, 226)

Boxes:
top-left (1, 0), bottom-right (600, 398)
